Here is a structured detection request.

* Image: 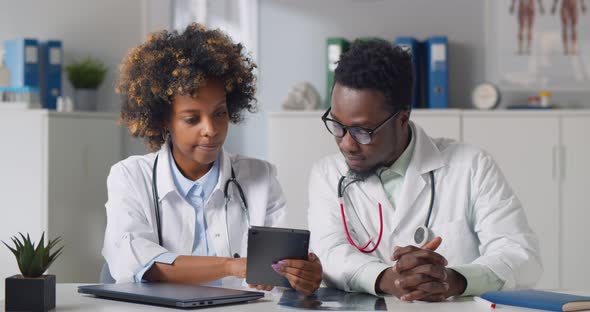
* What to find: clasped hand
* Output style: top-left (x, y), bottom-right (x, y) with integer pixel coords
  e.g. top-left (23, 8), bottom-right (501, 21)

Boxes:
top-left (386, 237), bottom-right (465, 302)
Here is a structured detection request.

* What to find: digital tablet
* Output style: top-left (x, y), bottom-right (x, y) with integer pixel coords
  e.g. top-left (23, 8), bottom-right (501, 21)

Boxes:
top-left (245, 226), bottom-right (310, 287)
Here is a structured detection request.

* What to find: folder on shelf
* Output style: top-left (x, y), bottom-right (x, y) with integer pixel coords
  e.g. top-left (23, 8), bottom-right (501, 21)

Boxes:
top-left (394, 36), bottom-right (425, 108)
top-left (325, 38), bottom-right (349, 108)
top-left (3, 38), bottom-right (39, 88)
top-left (39, 40), bottom-right (62, 110)
top-left (425, 36), bottom-right (448, 109)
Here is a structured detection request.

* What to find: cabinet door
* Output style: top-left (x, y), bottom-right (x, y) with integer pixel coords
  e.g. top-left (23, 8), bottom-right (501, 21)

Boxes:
top-left (412, 111), bottom-right (462, 141)
top-left (463, 116), bottom-right (559, 289)
top-left (47, 115), bottom-right (121, 283)
top-left (268, 112), bottom-right (338, 230)
top-left (561, 116), bottom-right (590, 290)
top-left (0, 111), bottom-right (46, 299)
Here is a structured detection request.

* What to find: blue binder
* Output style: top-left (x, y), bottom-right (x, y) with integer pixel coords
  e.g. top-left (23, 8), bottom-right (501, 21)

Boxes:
top-left (481, 289), bottom-right (590, 312)
top-left (39, 40), bottom-right (62, 110)
top-left (425, 36), bottom-right (448, 109)
top-left (394, 37), bottom-right (425, 108)
top-left (3, 38), bottom-right (39, 87)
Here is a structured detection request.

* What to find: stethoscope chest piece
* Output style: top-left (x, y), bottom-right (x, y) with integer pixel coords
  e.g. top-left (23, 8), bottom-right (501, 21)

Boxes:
top-left (413, 225), bottom-right (432, 246)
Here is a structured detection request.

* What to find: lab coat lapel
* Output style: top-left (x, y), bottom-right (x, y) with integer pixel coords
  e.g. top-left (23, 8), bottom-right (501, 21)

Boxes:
top-left (155, 141), bottom-right (176, 200)
top-left (205, 149), bottom-right (234, 258)
top-left (156, 142), bottom-right (195, 252)
top-left (392, 123), bottom-right (445, 231)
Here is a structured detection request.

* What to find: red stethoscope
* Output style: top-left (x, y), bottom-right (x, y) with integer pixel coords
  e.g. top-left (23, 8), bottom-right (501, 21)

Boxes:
top-left (338, 171), bottom-right (436, 253)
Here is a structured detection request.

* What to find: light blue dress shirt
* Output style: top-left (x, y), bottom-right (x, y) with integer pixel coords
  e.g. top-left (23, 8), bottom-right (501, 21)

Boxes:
top-left (134, 148), bottom-right (220, 284)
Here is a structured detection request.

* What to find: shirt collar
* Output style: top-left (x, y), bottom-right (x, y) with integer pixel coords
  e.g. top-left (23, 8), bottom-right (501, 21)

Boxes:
top-left (169, 146), bottom-right (220, 200)
top-left (379, 123), bottom-right (416, 179)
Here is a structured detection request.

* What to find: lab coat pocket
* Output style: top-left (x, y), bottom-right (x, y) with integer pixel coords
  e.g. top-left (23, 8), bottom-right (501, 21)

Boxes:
top-left (430, 219), bottom-right (478, 266)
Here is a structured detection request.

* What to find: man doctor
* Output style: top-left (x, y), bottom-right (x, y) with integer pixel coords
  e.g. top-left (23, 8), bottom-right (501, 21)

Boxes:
top-left (308, 40), bottom-right (542, 301)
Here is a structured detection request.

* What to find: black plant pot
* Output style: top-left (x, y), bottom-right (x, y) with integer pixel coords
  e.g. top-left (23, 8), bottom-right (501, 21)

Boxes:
top-left (5, 274), bottom-right (56, 312)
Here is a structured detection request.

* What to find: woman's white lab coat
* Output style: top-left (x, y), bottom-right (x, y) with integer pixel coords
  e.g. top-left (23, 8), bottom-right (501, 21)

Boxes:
top-left (308, 122), bottom-right (542, 294)
top-left (102, 142), bottom-right (286, 284)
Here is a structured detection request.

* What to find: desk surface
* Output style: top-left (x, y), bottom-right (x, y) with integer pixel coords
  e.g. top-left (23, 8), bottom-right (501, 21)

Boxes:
top-left (1, 284), bottom-right (586, 311)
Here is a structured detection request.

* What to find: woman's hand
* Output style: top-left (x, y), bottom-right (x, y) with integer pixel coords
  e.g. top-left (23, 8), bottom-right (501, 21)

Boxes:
top-left (272, 253), bottom-right (322, 296)
top-left (248, 284), bottom-right (274, 291)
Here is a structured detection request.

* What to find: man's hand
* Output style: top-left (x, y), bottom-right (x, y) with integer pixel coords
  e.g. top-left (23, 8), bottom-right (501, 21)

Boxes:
top-left (273, 253), bottom-right (323, 296)
top-left (385, 237), bottom-right (467, 302)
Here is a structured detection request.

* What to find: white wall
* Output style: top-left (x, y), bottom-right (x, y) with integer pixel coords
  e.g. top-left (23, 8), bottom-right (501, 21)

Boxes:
top-left (0, 0), bottom-right (142, 112)
top-left (226, 0), bottom-right (590, 160)
top-left (233, 0), bottom-right (487, 160)
top-left (0, 0), bottom-right (175, 157)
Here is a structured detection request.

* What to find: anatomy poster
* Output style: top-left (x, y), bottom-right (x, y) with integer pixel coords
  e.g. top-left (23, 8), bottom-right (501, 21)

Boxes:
top-left (488, 0), bottom-right (590, 90)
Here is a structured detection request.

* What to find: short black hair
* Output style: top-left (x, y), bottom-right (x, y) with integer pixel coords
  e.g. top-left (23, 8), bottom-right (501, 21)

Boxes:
top-left (333, 39), bottom-right (413, 112)
top-left (117, 23), bottom-right (257, 151)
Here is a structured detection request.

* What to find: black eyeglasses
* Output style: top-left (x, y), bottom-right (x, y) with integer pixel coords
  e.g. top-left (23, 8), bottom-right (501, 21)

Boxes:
top-left (321, 107), bottom-right (400, 145)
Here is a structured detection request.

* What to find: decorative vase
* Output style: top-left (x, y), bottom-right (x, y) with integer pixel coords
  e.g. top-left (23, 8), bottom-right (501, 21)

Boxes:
top-left (74, 88), bottom-right (98, 111)
top-left (5, 274), bottom-right (56, 312)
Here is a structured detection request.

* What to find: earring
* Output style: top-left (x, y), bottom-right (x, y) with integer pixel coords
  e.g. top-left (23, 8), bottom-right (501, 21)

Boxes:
top-left (162, 129), bottom-right (169, 142)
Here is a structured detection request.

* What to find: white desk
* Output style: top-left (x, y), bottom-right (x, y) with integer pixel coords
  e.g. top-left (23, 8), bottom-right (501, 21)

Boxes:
top-left (2, 284), bottom-right (587, 311)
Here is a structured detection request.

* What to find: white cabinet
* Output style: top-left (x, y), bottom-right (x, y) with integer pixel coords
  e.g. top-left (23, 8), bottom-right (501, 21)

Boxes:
top-left (0, 110), bottom-right (122, 296)
top-left (411, 109), bottom-right (462, 141)
top-left (462, 112), bottom-right (560, 289)
top-left (268, 111), bottom-right (338, 230)
top-left (561, 114), bottom-right (590, 290)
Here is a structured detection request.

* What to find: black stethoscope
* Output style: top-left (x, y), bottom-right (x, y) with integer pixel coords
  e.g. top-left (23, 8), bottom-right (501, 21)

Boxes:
top-left (338, 171), bottom-right (436, 253)
top-left (151, 154), bottom-right (249, 258)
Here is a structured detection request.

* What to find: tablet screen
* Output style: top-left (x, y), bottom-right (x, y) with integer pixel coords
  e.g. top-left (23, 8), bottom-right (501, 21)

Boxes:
top-left (245, 226), bottom-right (310, 287)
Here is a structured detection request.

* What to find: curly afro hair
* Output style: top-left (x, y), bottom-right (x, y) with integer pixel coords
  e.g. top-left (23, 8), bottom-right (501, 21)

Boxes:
top-left (116, 23), bottom-right (257, 151)
top-left (334, 39), bottom-right (413, 112)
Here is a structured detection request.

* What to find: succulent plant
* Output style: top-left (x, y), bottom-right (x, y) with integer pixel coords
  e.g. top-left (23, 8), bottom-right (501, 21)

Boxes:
top-left (2, 232), bottom-right (63, 278)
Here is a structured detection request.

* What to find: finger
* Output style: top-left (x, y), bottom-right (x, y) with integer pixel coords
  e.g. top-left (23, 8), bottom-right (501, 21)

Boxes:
top-left (422, 236), bottom-right (442, 250)
top-left (278, 259), bottom-right (322, 273)
top-left (395, 251), bottom-right (448, 273)
top-left (308, 252), bottom-right (321, 264)
top-left (400, 289), bottom-right (446, 302)
top-left (392, 237), bottom-right (442, 261)
top-left (400, 289), bottom-right (430, 302)
top-left (280, 266), bottom-right (322, 284)
top-left (419, 294), bottom-right (447, 302)
top-left (395, 273), bottom-right (435, 290)
top-left (258, 285), bottom-right (273, 291)
top-left (283, 271), bottom-right (319, 296)
top-left (415, 281), bottom-right (449, 294)
top-left (392, 245), bottom-right (421, 261)
top-left (402, 263), bottom-right (447, 280)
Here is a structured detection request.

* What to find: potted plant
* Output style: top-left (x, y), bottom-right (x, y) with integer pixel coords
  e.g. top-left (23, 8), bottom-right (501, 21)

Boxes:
top-left (2, 232), bottom-right (63, 312)
top-left (65, 57), bottom-right (108, 111)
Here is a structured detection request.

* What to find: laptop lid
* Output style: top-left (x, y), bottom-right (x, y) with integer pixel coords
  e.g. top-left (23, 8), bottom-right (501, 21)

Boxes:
top-left (78, 283), bottom-right (264, 308)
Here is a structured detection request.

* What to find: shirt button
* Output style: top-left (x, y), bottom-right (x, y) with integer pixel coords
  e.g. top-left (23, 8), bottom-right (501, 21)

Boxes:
top-left (215, 233), bottom-right (220, 238)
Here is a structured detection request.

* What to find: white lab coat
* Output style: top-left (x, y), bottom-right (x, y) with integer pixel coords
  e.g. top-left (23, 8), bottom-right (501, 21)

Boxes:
top-left (102, 142), bottom-right (286, 284)
top-left (308, 122), bottom-right (542, 293)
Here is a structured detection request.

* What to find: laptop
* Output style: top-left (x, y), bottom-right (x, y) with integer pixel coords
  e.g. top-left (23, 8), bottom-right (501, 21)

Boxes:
top-left (78, 283), bottom-right (264, 309)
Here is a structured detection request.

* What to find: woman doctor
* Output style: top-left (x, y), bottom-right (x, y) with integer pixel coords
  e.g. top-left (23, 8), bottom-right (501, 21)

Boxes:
top-left (102, 23), bottom-right (322, 295)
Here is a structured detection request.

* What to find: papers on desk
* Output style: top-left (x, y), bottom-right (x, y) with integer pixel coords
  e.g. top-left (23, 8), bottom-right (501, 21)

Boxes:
top-left (278, 288), bottom-right (386, 311)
